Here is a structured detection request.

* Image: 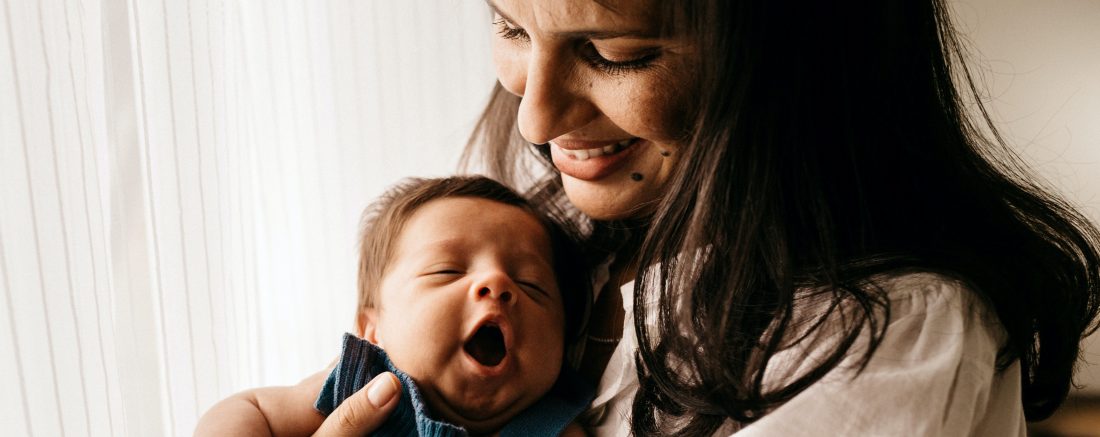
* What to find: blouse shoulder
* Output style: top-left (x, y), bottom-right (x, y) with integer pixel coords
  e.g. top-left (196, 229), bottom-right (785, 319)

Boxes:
top-left (878, 272), bottom-right (992, 320)
top-left (862, 272), bottom-right (1007, 373)
top-left (733, 272), bottom-right (1025, 436)
top-left (875, 272), bottom-right (1006, 353)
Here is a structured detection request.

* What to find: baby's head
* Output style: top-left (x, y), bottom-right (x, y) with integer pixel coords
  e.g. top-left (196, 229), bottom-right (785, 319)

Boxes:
top-left (355, 176), bottom-right (587, 434)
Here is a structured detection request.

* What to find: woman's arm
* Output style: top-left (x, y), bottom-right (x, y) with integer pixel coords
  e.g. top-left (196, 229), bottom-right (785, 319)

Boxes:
top-left (194, 368), bottom-right (329, 436)
top-left (193, 369), bottom-right (400, 437)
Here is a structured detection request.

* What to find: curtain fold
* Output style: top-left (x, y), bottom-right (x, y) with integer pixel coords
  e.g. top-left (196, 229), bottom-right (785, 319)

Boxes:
top-left (2, 0), bottom-right (493, 435)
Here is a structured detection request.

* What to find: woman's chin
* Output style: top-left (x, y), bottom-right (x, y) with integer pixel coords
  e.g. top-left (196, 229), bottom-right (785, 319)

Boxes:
top-left (555, 139), bottom-right (674, 221)
top-left (560, 173), bottom-right (663, 221)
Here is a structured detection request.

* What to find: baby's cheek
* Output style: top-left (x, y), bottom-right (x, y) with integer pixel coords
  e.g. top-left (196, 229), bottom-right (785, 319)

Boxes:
top-left (378, 320), bottom-right (446, 375)
top-left (535, 345), bottom-right (564, 398)
top-left (529, 321), bottom-right (565, 378)
top-left (382, 336), bottom-right (446, 387)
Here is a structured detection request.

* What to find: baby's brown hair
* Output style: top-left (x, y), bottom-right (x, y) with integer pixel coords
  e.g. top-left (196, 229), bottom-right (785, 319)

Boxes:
top-left (356, 176), bottom-right (589, 341)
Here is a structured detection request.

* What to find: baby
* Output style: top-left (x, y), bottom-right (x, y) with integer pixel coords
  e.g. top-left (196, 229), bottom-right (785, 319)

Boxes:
top-left (196, 176), bottom-right (592, 436)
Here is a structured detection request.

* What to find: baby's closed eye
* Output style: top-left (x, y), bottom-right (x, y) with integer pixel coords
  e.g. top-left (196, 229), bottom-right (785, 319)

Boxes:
top-left (517, 280), bottom-right (551, 297)
top-left (420, 262), bottom-right (465, 276)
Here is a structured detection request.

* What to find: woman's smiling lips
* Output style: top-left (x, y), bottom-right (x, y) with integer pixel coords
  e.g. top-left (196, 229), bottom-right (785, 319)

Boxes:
top-left (549, 138), bottom-right (642, 181)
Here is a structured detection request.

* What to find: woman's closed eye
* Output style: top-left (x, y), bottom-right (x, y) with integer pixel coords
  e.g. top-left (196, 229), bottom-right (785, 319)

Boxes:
top-left (492, 15), bottom-right (660, 76)
top-left (493, 17), bottom-right (528, 42)
top-left (579, 43), bottom-right (660, 76)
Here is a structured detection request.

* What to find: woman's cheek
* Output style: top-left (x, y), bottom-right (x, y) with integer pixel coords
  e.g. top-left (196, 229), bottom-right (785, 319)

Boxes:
top-left (635, 60), bottom-right (699, 140)
top-left (607, 81), bottom-right (690, 144)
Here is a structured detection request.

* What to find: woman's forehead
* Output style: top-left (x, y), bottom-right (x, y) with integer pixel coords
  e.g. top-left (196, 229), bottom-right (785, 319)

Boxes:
top-left (489, 0), bottom-right (661, 33)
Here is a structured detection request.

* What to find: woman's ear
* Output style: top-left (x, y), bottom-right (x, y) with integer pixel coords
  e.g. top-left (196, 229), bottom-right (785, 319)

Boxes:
top-left (356, 307), bottom-right (381, 345)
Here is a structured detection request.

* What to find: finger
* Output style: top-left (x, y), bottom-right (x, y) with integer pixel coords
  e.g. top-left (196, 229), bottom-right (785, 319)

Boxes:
top-left (313, 372), bottom-right (400, 437)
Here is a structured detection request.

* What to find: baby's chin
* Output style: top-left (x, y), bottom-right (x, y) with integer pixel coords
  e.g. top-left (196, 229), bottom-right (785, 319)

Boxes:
top-left (423, 382), bottom-right (538, 435)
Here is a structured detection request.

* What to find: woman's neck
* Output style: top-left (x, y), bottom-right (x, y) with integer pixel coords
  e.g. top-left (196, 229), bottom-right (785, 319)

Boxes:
top-left (590, 217), bottom-right (648, 286)
top-left (577, 218), bottom-right (648, 386)
top-left (609, 251), bottom-right (640, 288)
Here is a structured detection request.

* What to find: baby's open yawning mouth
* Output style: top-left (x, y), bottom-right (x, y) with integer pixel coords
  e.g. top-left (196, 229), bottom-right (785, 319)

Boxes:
top-left (463, 318), bottom-right (510, 370)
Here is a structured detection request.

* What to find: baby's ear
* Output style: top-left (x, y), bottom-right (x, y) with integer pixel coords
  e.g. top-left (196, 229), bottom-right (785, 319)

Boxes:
top-left (356, 307), bottom-right (381, 345)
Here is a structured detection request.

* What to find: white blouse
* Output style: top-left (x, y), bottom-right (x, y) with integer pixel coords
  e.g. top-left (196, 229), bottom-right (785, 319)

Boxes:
top-left (585, 273), bottom-right (1026, 436)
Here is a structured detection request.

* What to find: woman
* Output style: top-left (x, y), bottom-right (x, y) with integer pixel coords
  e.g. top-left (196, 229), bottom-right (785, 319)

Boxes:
top-left (307, 0), bottom-right (1100, 435)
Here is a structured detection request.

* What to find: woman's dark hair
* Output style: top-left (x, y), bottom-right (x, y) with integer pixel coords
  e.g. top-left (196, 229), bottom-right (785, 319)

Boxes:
top-left (462, 0), bottom-right (1100, 434)
top-left (356, 176), bottom-right (590, 343)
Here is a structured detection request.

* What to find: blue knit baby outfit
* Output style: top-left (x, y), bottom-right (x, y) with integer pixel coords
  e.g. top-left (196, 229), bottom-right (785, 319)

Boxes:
top-left (315, 333), bottom-right (595, 437)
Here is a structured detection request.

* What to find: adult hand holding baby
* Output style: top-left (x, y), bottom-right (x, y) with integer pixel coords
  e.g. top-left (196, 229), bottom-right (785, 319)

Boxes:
top-left (194, 368), bottom-right (399, 437)
top-left (312, 372), bottom-right (400, 437)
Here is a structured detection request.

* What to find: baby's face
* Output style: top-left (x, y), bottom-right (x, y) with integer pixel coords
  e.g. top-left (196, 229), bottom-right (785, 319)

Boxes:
top-left (362, 197), bottom-right (566, 434)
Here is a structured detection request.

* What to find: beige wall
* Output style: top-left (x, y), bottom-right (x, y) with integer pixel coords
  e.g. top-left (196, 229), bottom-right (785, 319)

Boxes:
top-left (954, 0), bottom-right (1100, 393)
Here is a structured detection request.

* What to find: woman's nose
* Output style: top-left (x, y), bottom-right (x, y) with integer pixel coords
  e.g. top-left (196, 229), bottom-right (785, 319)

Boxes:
top-left (512, 49), bottom-right (600, 145)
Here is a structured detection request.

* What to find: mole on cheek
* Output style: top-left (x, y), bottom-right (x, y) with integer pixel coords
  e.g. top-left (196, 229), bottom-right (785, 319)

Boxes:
top-left (631, 173), bottom-right (644, 181)
top-left (660, 150), bottom-right (671, 157)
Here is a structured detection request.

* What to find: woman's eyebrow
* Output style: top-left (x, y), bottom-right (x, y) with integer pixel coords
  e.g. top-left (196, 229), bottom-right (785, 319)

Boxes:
top-left (484, 0), bottom-right (661, 40)
top-left (484, 0), bottom-right (516, 25)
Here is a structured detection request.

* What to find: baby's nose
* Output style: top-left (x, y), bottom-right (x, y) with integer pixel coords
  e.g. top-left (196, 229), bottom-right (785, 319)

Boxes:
top-left (476, 286), bottom-right (513, 304)
top-left (471, 272), bottom-right (516, 305)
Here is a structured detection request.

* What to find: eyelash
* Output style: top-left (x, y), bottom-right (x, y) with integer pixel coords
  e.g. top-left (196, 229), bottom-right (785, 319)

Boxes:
top-left (494, 18), bottom-right (528, 41)
top-left (492, 18), bottom-right (659, 76)
top-left (518, 281), bottom-right (549, 297)
top-left (426, 269), bottom-right (548, 296)
top-left (579, 45), bottom-right (659, 76)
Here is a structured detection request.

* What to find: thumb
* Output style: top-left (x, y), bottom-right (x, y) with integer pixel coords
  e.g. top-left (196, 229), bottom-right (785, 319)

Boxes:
top-left (313, 372), bottom-right (401, 436)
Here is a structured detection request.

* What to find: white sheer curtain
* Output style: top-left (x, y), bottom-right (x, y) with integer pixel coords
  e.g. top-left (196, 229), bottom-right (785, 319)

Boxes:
top-left (1, 0), bottom-right (493, 435)
top-left (3, 0), bottom-right (1099, 436)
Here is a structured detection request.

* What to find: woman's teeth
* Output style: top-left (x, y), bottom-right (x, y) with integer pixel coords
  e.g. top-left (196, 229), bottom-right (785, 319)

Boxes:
top-left (555, 139), bottom-right (636, 161)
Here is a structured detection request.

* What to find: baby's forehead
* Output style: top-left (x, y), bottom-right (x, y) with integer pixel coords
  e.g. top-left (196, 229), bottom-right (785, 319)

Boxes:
top-left (404, 197), bottom-right (550, 236)
top-left (399, 198), bottom-right (553, 246)
top-left (400, 235), bottom-right (553, 266)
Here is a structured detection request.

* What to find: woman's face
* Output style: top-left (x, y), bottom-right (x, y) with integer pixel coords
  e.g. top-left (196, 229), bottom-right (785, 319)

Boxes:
top-left (489, 0), bottom-right (697, 220)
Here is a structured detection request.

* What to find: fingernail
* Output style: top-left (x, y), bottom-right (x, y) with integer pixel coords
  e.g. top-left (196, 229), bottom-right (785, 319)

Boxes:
top-left (367, 373), bottom-right (398, 408)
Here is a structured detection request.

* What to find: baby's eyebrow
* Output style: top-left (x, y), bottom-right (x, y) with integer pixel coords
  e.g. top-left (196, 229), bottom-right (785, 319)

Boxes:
top-left (420, 238), bottom-right (466, 253)
top-left (512, 252), bottom-right (553, 270)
